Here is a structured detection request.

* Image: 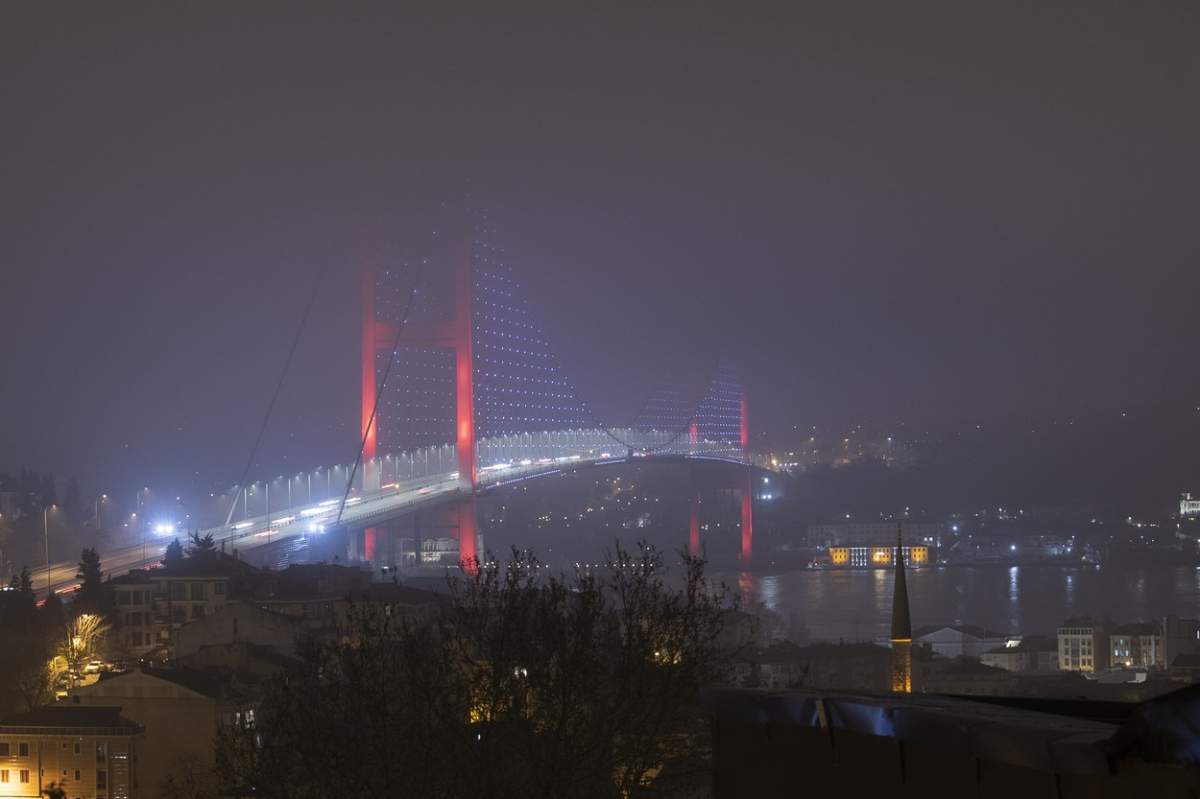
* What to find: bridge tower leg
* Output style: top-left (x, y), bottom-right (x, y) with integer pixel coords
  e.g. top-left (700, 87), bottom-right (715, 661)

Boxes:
top-left (740, 472), bottom-right (753, 562)
top-left (453, 235), bottom-right (477, 491)
top-left (740, 391), bottom-right (753, 562)
top-left (361, 269), bottom-right (380, 491)
top-left (689, 492), bottom-right (701, 557)
top-left (458, 498), bottom-right (478, 569)
top-left (363, 226), bottom-right (479, 573)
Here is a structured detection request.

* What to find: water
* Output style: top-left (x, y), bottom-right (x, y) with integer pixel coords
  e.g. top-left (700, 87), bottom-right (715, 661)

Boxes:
top-left (731, 564), bottom-right (1200, 643)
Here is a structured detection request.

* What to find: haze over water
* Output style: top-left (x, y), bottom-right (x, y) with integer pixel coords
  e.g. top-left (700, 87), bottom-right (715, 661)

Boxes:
top-left (733, 563), bottom-right (1200, 644)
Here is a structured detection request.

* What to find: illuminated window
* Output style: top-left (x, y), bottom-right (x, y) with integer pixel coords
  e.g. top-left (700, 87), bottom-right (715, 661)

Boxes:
top-left (1, 769), bottom-right (8, 782)
top-left (19, 770), bottom-right (29, 784)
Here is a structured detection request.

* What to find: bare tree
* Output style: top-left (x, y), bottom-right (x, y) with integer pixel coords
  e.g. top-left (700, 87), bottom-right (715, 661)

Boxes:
top-left (218, 544), bottom-right (735, 798)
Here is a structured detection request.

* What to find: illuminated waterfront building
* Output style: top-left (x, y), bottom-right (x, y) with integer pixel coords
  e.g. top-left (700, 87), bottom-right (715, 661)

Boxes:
top-left (1057, 617), bottom-right (1108, 673)
top-left (827, 544), bottom-right (929, 568)
top-left (890, 525), bottom-right (913, 693)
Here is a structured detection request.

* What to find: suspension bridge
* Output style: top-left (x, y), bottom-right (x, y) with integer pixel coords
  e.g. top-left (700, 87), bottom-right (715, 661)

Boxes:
top-left (34, 217), bottom-right (765, 596)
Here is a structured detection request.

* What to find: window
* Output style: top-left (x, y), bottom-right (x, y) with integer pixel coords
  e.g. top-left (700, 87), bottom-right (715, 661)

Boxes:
top-left (20, 770), bottom-right (29, 784)
top-left (96, 742), bottom-right (107, 763)
top-left (191, 582), bottom-right (206, 600)
top-left (0, 743), bottom-right (8, 756)
top-left (74, 742), bottom-right (81, 755)
top-left (18, 743), bottom-right (28, 757)
top-left (1, 769), bottom-right (8, 782)
top-left (96, 770), bottom-right (107, 790)
top-left (74, 769), bottom-right (80, 780)
top-left (172, 607), bottom-right (186, 623)
top-left (214, 581), bottom-right (226, 596)
top-left (170, 582), bottom-right (185, 600)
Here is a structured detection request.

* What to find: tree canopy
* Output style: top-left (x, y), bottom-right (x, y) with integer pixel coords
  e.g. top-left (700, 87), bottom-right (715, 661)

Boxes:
top-left (74, 547), bottom-right (113, 620)
top-left (218, 544), bottom-right (737, 798)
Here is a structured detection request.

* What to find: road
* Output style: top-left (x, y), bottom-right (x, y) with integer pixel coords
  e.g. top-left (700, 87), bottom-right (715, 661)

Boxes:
top-left (34, 449), bottom-right (759, 598)
top-left (32, 453), bottom-right (637, 598)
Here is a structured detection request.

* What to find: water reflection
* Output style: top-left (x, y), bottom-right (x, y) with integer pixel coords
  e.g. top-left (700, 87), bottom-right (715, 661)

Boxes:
top-left (735, 564), bottom-right (1200, 644)
top-left (1007, 566), bottom-right (1021, 631)
top-left (737, 571), bottom-right (755, 606)
top-left (758, 574), bottom-right (780, 611)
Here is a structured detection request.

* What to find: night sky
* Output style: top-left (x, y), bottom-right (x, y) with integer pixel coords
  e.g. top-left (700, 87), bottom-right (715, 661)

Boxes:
top-left (3, 3), bottom-right (1199, 497)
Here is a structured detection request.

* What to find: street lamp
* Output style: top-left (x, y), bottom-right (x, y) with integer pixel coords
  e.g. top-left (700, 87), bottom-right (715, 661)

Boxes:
top-left (43, 504), bottom-right (56, 596)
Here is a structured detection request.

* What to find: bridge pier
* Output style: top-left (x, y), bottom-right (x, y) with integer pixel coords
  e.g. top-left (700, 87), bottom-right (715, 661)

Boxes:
top-left (458, 496), bottom-right (478, 572)
top-left (740, 469), bottom-right (753, 563)
top-left (689, 492), bottom-right (701, 556)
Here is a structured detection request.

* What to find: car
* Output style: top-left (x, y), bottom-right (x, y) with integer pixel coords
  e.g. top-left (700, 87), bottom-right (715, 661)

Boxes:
top-left (84, 660), bottom-right (103, 674)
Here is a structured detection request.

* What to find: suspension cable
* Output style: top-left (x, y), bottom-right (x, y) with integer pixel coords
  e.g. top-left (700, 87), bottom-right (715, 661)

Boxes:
top-left (224, 261), bottom-right (328, 527)
top-left (335, 263), bottom-right (424, 527)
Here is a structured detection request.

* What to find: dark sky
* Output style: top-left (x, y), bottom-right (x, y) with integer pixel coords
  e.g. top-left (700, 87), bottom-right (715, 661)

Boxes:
top-left (3, 3), bottom-right (1199, 497)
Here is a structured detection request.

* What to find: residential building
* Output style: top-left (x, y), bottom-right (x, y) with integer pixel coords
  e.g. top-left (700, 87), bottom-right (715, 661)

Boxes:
top-left (1058, 617), bottom-right (1108, 673)
top-left (0, 705), bottom-right (142, 799)
top-left (175, 601), bottom-right (304, 659)
top-left (1169, 653), bottom-right (1200, 684)
top-left (69, 669), bottom-right (257, 798)
top-left (109, 553), bottom-right (259, 658)
top-left (981, 636), bottom-right (1059, 672)
top-left (706, 688), bottom-right (1200, 797)
top-left (733, 642), bottom-right (809, 690)
top-left (1162, 616), bottom-right (1200, 667)
top-left (913, 625), bottom-right (1012, 660)
top-left (250, 564), bottom-right (443, 634)
top-left (175, 640), bottom-right (300, 679)
top-left (1109, 623), bottom-right (1163, 669)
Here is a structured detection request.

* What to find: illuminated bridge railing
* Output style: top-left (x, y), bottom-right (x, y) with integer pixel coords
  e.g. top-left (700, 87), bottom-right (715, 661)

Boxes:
top-left (187, 430), bottom-right (753, 532)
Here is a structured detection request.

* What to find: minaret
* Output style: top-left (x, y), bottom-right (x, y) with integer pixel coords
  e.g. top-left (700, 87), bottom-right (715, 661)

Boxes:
top-left (890, 523), bottom-right (913, 693)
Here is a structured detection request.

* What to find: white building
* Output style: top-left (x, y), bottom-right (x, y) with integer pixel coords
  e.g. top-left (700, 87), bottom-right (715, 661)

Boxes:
top-left (912, 625), bottom-right (1013, 659)
top-left (1058, 618), bottom-right (1107, 673)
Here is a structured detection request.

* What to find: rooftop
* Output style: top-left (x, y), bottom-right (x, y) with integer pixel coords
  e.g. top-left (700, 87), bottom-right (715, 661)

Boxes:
top-left (914, 624), bottom-right (1009, 640)
top-left (0, 705), bottom-right (141, 734)
top-left (109, 552), bottom-right (260, 585)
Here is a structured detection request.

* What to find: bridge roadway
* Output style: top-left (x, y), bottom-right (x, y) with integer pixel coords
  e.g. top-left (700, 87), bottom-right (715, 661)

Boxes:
top-left (34, 450), bottom-right (754, 599)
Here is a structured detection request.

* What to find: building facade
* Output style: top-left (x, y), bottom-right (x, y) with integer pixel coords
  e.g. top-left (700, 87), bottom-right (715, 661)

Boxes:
top-left (913, 625), bottom-right (1012, 660)
top-left (109, 554), bottom-right (258, 657)
top-left (70, 669), bottom-right (255, 798)
top-left (1109, 623), bottom-right (1163, 669)
top-left (827, 544), bottom-right (931, 568)
top-left (0, 706), bottom-right (141, 799)
top-left (980, 636), bottom-right (1059, 672)
top-left (1057, 618), bottom-right (1107, 673)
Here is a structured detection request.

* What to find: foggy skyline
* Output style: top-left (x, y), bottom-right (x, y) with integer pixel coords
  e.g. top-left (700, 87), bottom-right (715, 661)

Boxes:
top-left (3, 3), bottom-right (1199, 495)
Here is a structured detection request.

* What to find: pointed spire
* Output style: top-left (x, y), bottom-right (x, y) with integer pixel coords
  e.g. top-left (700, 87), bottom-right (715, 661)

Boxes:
top-left (891, 522), bottom-right (912, 641)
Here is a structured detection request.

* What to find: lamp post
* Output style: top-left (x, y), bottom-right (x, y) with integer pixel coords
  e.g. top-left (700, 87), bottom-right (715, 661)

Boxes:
top-left (43, 504), bottom-right (55, 596)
